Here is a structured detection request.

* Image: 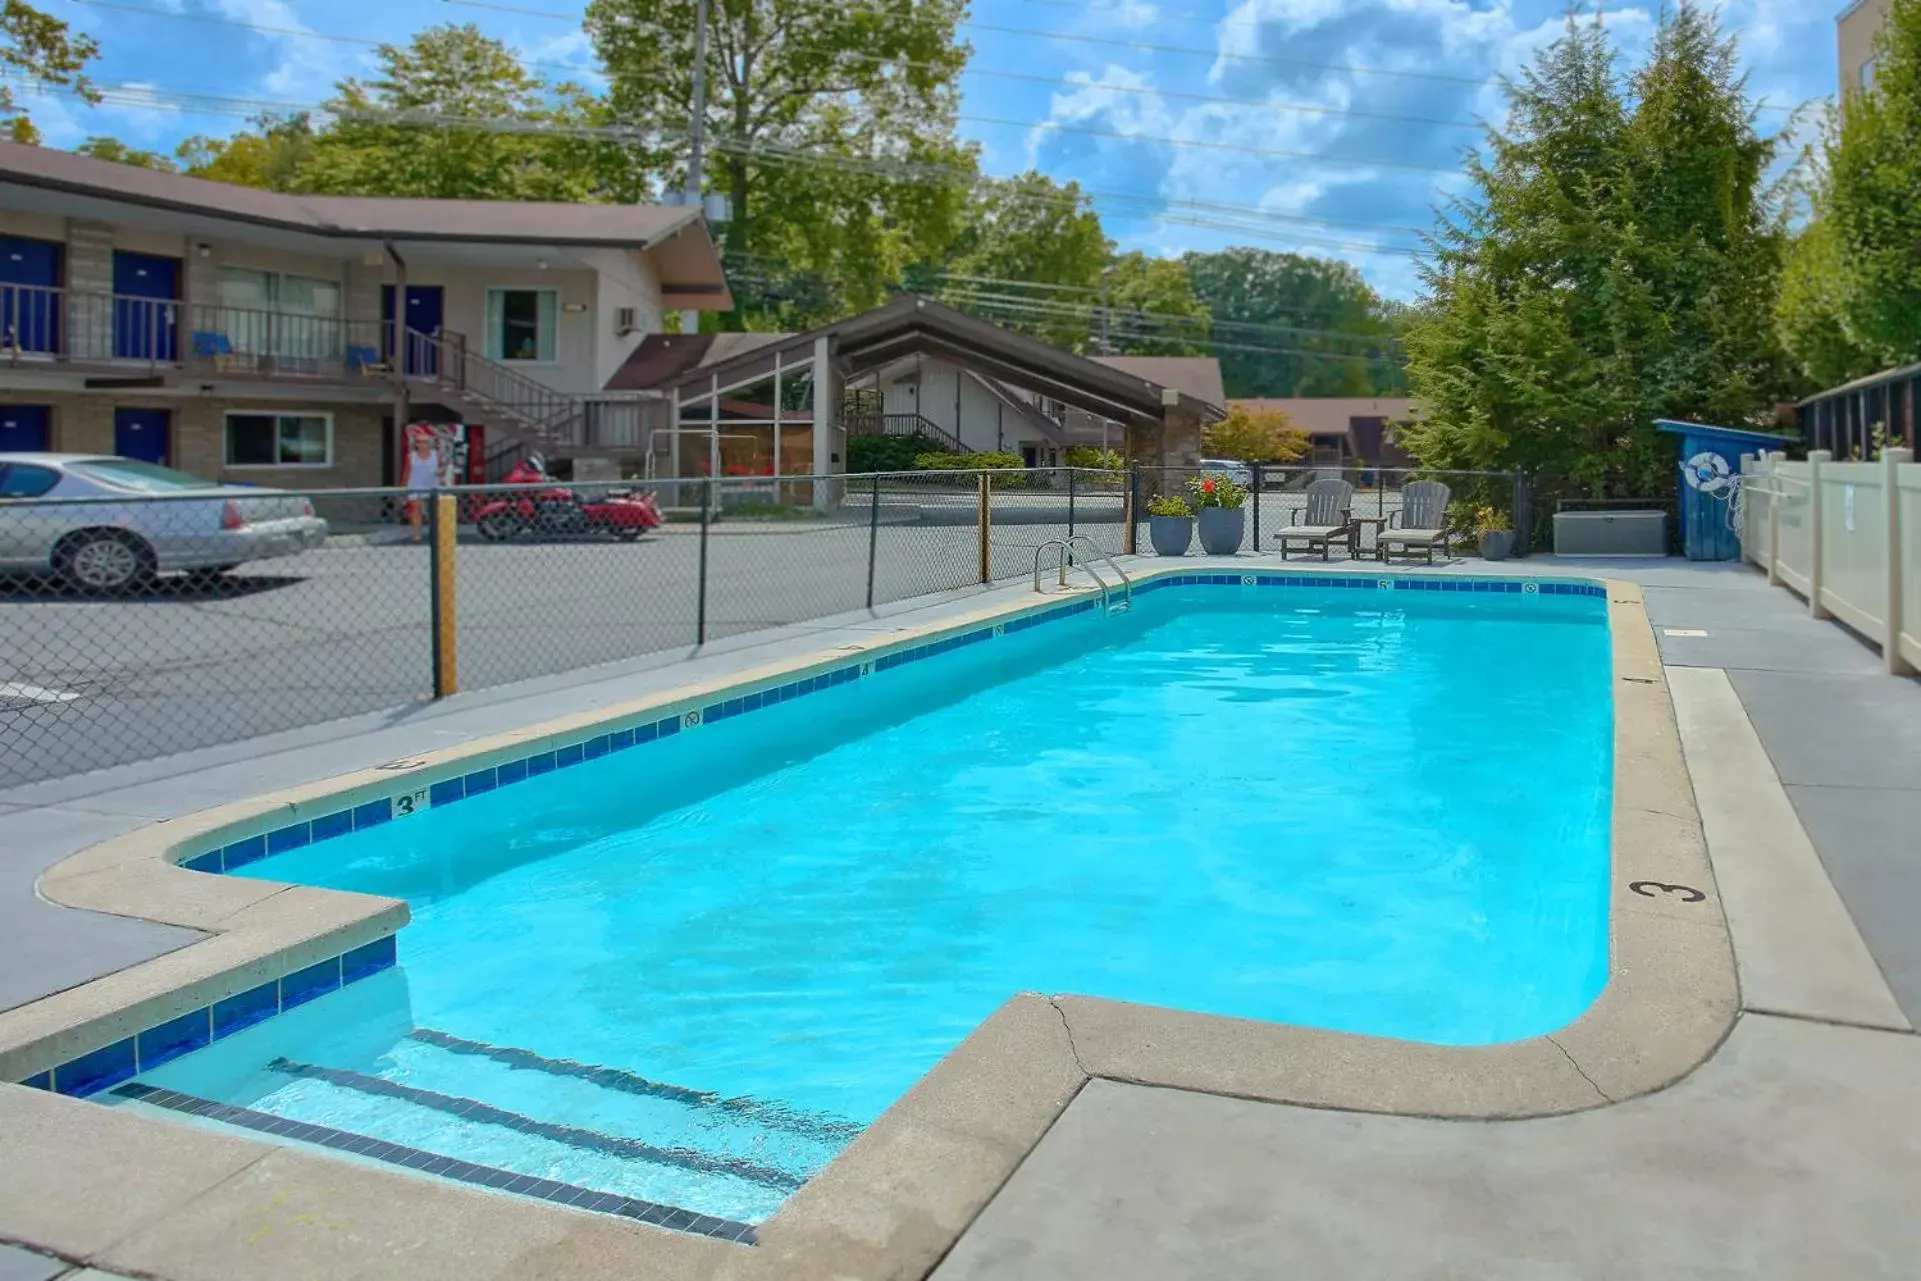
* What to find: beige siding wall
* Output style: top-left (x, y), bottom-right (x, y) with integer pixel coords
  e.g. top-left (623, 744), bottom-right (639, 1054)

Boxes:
top-left (1840, 0), bottom-right (1893, 89)
top-left (0, 211), bottom-right (66, 242)
top-left (0, 391), bottom-right (386, 488)
top-left (578, 248), bottom-right (663, 390)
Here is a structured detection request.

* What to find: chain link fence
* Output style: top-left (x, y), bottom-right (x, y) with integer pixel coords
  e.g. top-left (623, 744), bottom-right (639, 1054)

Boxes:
top-left (0, 463), bottom-right (1527, 787)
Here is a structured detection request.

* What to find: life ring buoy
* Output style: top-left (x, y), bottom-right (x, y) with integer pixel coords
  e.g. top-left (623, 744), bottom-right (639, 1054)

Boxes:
top-left (1682, 451), bottom-right (1732, 495)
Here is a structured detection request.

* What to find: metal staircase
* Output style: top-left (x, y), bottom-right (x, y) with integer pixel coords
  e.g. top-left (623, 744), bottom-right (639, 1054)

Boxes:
top-left (400, 328), bottom-right (651, 478)
top-left (1033, 535), bottom-right (1132, 613)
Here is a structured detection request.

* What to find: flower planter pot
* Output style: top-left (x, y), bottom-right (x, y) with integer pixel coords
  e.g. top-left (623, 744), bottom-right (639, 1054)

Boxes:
top-left (1478, 530), bottom-right (1514, 561)
top-left (1148, 515), bottom-right (1194, 556)
top-left (1197, 506), bottom-right (1246, 556)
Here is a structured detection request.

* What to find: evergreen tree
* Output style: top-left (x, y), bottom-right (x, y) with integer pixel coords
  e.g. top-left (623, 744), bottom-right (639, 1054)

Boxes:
top-left (1822, 0), bottom-right (1921, 362)
top-left (1402, 5), bottom-right (1785, 499)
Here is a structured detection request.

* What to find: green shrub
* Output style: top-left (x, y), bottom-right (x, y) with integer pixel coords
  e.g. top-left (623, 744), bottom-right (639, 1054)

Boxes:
top-left (1065, 446), bottom-right (1124, 470)
top-left (848, 434), bottom-right (940, 473)
top-left (912, 450), bottom-right (1030, 487)
top-left (1147, 493), bottom-right (1194, 517)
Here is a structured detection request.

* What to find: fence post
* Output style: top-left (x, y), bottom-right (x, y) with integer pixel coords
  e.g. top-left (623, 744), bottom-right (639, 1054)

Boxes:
top-left (1067, 467), bottom-right (1077, 540)
top-left (1884, 447), bottom-right (1914, 676)
top-left (429, 492), bottom-right (459, 698)
top-left (1807, 450), bottom-right (1830, 619)
top-left (1124, 468), bottom-right (1139, 556)
top-left (1511, 470), bottom-right (1531, 557)
top-left (696, 480), bottom-right (711, 645)
top-left (977, 471), bottom-right (992, 584)
top-left (1251, 463), bottom-right (1263, 551)
top-left (866, 473), bottom-right (881, 610)
top-left (1766, 450), bottom-right (1785, 587)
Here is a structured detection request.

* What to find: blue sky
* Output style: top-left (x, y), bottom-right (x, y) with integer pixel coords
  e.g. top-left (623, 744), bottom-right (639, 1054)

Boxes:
top-left (33, 0), bottom-right (1843, 298)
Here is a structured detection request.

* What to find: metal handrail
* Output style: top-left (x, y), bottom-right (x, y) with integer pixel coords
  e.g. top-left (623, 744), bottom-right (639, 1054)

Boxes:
top-left (1032, 535), bottom-right (1132, 613)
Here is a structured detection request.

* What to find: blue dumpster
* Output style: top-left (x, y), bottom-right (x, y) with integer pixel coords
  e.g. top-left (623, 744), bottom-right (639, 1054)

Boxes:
top-left (1655, 419), bottom-right (1794, 561)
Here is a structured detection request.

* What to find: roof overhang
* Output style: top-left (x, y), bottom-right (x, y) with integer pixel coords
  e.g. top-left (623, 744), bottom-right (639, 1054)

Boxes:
top-left (666, 295), bottom-right (1218, 428)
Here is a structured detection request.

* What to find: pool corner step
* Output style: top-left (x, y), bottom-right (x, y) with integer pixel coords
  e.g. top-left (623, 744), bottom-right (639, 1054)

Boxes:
top-left (407, 1027), bottom-right (866, 1144)
top-left (265, 1056), bottom-right (806, 1191)
top-left (109, 1081), bottom-right (759, 1244)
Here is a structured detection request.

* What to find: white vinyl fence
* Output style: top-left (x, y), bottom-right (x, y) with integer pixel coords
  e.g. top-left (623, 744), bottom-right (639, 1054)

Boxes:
top-left (1741, 448), bottom-right (1920, 677)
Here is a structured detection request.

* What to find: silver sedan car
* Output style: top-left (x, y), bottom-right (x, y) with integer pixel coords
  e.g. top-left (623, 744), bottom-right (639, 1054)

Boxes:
top-left (0, 453), bottom-right (329, 593)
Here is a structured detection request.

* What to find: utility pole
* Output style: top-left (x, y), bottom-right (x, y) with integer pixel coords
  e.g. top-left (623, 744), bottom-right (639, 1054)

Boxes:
top-left (1098, 265), bottom-right (1113, 356)
top-left (679, 0), bottom-right (712, 335)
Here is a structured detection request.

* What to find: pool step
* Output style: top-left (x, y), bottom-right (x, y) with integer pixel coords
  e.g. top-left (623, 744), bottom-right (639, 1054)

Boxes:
top-left (366, 1032), bottom-right (855, 1184)
top-left (110, 1080), bottom-right (759, 1244)
top-left (408, 1027), bottom-right (864, 1144)
top-left (266, 1057), bottom-right (805, 1191)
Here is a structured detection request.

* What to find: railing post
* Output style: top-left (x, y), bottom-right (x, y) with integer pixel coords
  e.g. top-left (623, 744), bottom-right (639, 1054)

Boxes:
top-left (429, 493), bottom-right (459, 698)
top-left (1766, 450), bottom-right (1785, 587)
top-left (1252, 463), bottom-right (1263, 551)
top-left (1884, 447), bottom-right (1914, 676)
top-left (696, 480), bottom-right (711, 645)
top-left (866, 473), bottom-right (881, 610)
top-left (1807, 450), bottom-right (1831, 618)
top-left (977, 471), bottom-right (992, 584)
top-left (1124, 468), bottom-right (1138, 556)
top-left (1067, 467), bottom-right (1077, 541)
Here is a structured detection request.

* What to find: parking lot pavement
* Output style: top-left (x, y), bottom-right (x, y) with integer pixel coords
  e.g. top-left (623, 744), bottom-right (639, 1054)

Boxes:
top-left (0, 513), bottom-right (1132, 787)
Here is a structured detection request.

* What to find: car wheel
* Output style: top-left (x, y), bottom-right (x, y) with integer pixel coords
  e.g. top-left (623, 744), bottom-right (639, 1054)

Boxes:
top-left (475, 512), bottom-right (523, 542)
top-left (55, 530), bottom-right (156, 595)
top-left (615, 527), bottom-right (644, 542)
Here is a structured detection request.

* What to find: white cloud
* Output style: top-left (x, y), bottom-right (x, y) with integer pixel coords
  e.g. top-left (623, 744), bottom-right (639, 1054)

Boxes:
top-left (210, 0), bottom-right (350, 100)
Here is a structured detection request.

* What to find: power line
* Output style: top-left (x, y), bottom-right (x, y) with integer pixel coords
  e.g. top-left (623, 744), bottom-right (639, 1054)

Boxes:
top-left (448, 0), bottom-right (1802, 112)
top-left (53, 0), bottom-right (1486, 167)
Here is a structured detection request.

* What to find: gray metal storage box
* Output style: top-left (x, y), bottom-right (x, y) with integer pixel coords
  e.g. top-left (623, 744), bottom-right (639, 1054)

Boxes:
top-left (1553, 510), bottom-right (1668, 556)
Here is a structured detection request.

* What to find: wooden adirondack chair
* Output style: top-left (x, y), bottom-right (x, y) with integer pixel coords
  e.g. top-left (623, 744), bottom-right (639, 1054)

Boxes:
top-left (1378, 481), bottom-right (1454, 564)
top-left (1276, 478), bottom-right (1357, 560)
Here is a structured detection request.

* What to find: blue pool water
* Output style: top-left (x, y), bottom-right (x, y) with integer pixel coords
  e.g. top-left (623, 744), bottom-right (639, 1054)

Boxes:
top-left (115, 584), bottom-right (1613, 1228)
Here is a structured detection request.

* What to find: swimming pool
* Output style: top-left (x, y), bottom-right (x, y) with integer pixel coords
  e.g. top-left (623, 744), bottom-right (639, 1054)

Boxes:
top-left (103, 576), bottom-right (1613, 1235)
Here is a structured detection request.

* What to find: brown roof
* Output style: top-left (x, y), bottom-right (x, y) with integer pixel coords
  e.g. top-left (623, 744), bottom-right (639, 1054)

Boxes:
top-left (0, 141), bottom-right (703, 247)
top-left (1229, 397), bottom-right (1417, 440)
top-left (1093, 356), bottom-right (1225, 414)
top-left (646, 296), bottom-right (1222, 429)
top-left (604, 332), bottom-right (796, 391)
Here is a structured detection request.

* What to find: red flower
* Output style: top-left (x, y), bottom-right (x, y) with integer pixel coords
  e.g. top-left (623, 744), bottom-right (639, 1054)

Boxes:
top-left (1202, 479), bottom-right (1217, 493)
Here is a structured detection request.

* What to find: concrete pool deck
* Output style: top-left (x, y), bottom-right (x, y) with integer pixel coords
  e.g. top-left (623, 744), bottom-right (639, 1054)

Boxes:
top-left (1, 554), bottom-right (1915, 1279)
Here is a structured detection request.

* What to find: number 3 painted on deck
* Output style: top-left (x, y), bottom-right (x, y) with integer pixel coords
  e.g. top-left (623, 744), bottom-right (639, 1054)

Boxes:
top-left (1630, 880), bottom-right (1705, 903)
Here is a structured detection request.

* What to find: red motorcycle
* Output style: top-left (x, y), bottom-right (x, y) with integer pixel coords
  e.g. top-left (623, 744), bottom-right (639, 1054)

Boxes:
top-left (472, 457), bottom-right (663, 543)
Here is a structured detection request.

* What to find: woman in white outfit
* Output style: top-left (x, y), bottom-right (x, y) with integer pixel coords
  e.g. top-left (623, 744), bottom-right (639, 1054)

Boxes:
top-left (406, 432), bottom-right (441, 542)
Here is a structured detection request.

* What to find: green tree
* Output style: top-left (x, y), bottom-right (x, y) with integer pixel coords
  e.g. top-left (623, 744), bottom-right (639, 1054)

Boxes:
top-left (301, 24), bottom-right (610, 201)
top-left (929, 171), bottom-right (1109, 344)
top-left (1402, 5), bottom-right (1785, 499)
top-left (1101, 250), bottom-right (1210, 356)
top-left (1183, 247), bottom-right (1404, 397)
top-left (1203, 404), bottom-right (1309, 462)
top-left (1822, 0), bottom-right (1921, 363)
top-left (74, 136), bottom-right (175, 169)
top-left (175, 114), bottom-right (317, 191)
top-left (588, 0), bottom-right (974, 328)
top-left (2, 0), bottom-right (98, 133)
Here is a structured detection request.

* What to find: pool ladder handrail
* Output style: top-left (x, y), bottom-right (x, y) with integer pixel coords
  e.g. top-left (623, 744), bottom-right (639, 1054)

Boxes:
top-left (1033, 536), bottom-right (1132, 613)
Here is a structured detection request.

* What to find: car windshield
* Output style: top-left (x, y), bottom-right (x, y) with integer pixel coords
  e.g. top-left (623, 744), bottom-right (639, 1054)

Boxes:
top-left (67, 459), bottom-right (218, 493)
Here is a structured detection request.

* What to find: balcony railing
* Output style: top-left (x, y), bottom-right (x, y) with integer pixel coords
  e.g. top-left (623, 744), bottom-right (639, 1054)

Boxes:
top-left (0, 285), bottom-right (400, 381)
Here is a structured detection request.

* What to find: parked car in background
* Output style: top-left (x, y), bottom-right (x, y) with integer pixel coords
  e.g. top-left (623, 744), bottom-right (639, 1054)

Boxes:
top-left (1199, 458), bottom-right (1254, 487)
top-left (0, 454), bottom-right (328, 593)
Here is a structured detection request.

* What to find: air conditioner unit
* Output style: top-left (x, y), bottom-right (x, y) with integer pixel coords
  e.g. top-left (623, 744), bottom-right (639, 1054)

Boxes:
top-left (614, 306), bottom-right (638, 336)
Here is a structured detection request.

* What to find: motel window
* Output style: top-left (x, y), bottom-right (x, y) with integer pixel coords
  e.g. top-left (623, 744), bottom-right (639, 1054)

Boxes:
top-left (485, 288), bottom-right (558, 363)
top-left (224, 412), bottom-right (332, 467)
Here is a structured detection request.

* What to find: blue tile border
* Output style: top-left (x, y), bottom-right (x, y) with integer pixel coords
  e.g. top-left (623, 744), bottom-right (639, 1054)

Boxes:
top-left (23, 933), bottom-right (400, 1097)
